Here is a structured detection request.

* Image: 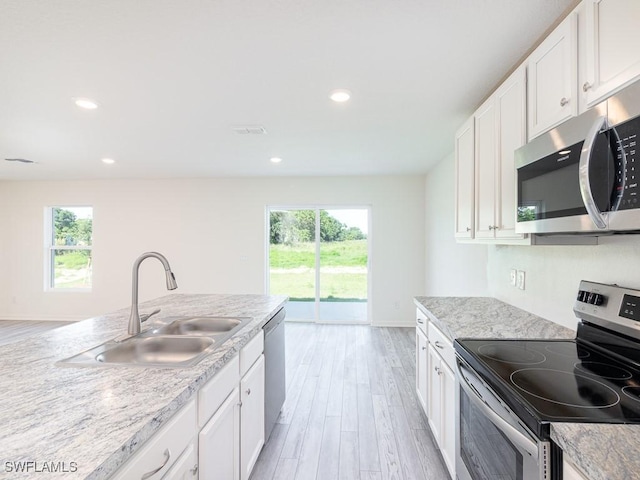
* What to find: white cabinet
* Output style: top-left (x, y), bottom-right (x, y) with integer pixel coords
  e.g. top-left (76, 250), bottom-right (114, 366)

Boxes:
top-left (199, 388), bottom-right (241, 480)
top-left (415, 327), bottom-right (428, 414)
top-left (162, 442), bottom-right (198, 480)
top-left (583, 0), bottom-right (640, 107)
top-left (469, 66), bottom-right (527, 242)
top-left (527, 12), bottom-right (578, 140)
top-left (563, 457), bottom-right (589, 480)
top-left (454, 116), bottom-right (475, 239)
top-left (426, 323), bottom-right (456, 479)
top-left (474, 97), bottom-right (497, 239)
top-left (495, 66), bottom-right (527, 239)
top-left (110, 399), bottom-right (197, 480)
top-left (240, 355), bottom-right (265, 480)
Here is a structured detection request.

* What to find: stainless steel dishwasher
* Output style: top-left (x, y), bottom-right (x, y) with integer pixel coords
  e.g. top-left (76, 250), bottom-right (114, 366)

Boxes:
top-left (263, 308), bottom-right (286, 442)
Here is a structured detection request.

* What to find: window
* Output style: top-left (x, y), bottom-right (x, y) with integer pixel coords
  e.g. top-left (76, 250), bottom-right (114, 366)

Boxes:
top-left (46, 206), bottom-right (93, 290)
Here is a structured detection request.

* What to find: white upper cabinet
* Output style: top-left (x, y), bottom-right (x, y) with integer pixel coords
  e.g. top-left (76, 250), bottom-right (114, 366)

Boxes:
top-left (527, 12), bottom-right (578, 140)
top-left (474, 98), bottom-right (497, 239)
top-left (582, 0), bottom-right (640, 107)
top-left (454, 117), bottom-right (475, 239)
top-left (495, 66), bottom-right (527, 238)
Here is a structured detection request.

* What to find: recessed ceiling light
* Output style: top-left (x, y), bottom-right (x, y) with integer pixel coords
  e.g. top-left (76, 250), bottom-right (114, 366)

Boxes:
top-left (101, 158), bottom-right (115, 164)
top-left (74, 97), bottom-right (99, 110)
top-left (270, 157), bottom-right (282, 164)
top-left (559, 150), bottom-right (571, 155)
top-left (329, 89), bottom-right (351, 103)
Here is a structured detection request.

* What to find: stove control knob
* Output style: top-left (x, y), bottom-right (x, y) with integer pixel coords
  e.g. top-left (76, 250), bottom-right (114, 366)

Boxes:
top-left (593, 294), bottom-right (605, 306)
top-left (577, 290), bottom-right (588, 302)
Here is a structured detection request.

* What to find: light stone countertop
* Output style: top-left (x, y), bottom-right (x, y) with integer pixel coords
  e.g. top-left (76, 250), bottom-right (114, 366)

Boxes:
top-left (414, 296), bottom-right (640, 480)
top-left (0, 293), bottom-right (287, 480)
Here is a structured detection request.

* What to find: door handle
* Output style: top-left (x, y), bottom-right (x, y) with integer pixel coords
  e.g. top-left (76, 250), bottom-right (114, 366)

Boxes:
top-left (579, 116), bottom-right (610, 229)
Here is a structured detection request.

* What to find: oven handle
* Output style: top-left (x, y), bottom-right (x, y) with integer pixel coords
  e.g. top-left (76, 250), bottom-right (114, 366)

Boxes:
top-left (579, 115), bottom-right (608, 229)
top-left (456, 361), bottom-right (539, 460)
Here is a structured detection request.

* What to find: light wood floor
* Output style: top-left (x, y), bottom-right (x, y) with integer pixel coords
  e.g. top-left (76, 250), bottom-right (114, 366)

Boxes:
top-left (251, 323), bottom-right (449, 480)
top-left (0, 320), bottom-right (71, 347)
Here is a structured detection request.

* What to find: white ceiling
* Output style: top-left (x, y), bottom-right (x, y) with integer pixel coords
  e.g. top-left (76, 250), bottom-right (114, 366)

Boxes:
top-left (0, 0), bottom-right (575, 180)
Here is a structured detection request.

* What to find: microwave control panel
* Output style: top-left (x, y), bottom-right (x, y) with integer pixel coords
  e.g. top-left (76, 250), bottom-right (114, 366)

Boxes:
top-left (615, 115), bottom-right (639, 209)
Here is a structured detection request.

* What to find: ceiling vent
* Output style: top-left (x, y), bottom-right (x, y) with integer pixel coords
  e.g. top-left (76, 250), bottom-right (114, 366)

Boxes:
top-left (232, 125), bottom-right (267, 135)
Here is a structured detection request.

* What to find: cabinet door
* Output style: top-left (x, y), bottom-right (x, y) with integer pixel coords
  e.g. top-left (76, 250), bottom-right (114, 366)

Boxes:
top-left (426, 344), bottom-right (442, 443)
top-left (415, 329), bottom-right (429, 415)
top-left (474, 98), bottom-right (497, 239)
top-left (240, 355), bottom-right (265, 480)
top-left (199, 388), bottom-right (240, 480)
top-left (161, 442), bottom-right (198, 480)
top-left (583, 0), bottom-right (640, 106)
top-left (527, 13), bottom-right (578, 140)
top-left (455, 116), bottom-right (475, 239)
top-left (440, 361), bottom-right (456, 479)
top-left (495, 66), bottom-right (526, 239)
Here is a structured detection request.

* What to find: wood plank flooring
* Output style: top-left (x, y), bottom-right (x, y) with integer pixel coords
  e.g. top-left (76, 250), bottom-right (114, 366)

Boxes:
top-left (251, 323), bottom-right (450, 480)
top-left (0, 320), bottom-right (71, 347)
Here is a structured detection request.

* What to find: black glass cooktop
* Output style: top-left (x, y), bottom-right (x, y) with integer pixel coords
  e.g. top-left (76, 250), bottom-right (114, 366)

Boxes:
top-left (455, 336), bottom-right (640, 437)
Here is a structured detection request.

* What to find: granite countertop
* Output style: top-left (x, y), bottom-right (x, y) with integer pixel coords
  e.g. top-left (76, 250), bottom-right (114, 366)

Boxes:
top-left (0, 293), bottom-right (287, 480)
top-left (414, 296), bottom-right (640, 480)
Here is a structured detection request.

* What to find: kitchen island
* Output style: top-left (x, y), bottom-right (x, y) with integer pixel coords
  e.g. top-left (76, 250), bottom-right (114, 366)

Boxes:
top-left (415, 296), bottom-right (640, 480)
top-left (0, 293), bottom-right (287, 479)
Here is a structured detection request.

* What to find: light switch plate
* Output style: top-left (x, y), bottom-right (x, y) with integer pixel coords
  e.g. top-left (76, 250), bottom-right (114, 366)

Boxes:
top-left (510, 269), bottom-right (517, 286)
top-left (517, 270), bottom-right (526, 290)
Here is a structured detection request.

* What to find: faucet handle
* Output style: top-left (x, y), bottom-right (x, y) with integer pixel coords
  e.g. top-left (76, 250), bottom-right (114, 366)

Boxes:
top-left (140, 309), bottom-right (161, 323)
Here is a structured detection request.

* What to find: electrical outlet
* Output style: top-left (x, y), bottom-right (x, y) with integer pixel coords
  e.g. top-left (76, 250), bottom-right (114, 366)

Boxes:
top-left (517, 270), bottom-right (526, 290)
top-left (510, 269), bottom-right (517, 286)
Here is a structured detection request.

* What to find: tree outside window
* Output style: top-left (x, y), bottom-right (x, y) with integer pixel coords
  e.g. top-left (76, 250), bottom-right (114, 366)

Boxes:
top-left (47, 206), bottom-right (93, 289)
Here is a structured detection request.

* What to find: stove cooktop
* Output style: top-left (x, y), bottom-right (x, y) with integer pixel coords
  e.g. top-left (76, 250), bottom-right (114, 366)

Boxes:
top-left (455, 337), bottom-right (640, 437)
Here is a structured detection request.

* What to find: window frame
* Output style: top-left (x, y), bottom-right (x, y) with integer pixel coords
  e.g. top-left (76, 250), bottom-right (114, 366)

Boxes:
top-left (44, 205), bottom-right (93, 292)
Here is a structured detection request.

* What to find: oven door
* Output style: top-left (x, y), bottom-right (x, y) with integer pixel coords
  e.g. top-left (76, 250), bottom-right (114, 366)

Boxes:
top-left (455, 357), bottom-right (549, 480)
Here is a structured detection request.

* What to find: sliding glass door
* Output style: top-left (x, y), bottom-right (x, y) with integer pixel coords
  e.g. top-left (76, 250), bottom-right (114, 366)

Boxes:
top-left (267, 207), bottom-right (369, 324)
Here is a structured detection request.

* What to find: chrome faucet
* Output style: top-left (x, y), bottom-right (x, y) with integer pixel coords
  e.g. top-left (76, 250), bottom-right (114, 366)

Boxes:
top-left (128, 252), bottom-right (178, 336)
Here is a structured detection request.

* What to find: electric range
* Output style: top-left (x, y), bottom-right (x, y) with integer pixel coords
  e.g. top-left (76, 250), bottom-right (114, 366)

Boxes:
top-left (453, 280), bottom-right (640, 480)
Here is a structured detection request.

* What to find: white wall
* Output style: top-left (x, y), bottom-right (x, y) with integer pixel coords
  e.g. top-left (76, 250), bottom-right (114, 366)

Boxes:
top-left (0, 176), bottom-right (425, 326)
top-left (488, 236), bottom-right (640, 330)
top-left (424, 154), bottom-right (489, 295)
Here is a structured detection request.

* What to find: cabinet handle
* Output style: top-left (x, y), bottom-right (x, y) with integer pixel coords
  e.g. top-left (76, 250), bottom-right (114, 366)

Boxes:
top-left (434, 341), bottom-right (445, 349)
top-left (421, 346), bottom-right (427, 351)
top-left (583, 82), bottom-right (592, 92)
top-left (560, 97), bottom-right (569, 107)
top-left (488, 225), bottom-right (494, 230)
top-left (246, 388), bottom-right (251, 396)
top-left (141, 449), bottom-right (171, 480)
top-left (434, 366), bottom-right (441, 374)
top-left (417, 318), bottom-right (424, 324)
top-left (466, 227), bottom-right (471, 232)
top-left (190, 464), bottom-right (199, 476)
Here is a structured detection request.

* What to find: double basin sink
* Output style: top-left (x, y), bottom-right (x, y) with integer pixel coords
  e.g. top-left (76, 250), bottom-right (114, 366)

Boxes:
top-left (59, 316), bottom-right (252, 368)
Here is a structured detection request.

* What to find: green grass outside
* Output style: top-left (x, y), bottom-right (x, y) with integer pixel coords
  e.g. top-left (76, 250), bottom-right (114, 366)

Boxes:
top-left (269, 240), bottom-right (367, 269)
top-left (269, 240), bottom-right (368, 301)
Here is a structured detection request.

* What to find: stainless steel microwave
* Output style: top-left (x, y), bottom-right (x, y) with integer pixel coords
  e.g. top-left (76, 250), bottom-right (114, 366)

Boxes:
top-left (515, 81), bottom-right (640, 235)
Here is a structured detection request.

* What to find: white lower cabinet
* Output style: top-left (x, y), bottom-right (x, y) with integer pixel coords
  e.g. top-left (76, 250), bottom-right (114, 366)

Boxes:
top-left (110, 332), bottom-right (266, 480)
top-left (425, 323), bottom-right (456, 479)
top-left (415, 328), bottom-right (428, 414)
top-left (162, 442), bottom-right (198, 480)
top-left (110, 399), bottom-right (197, 480)
top-left (240, 355), bottom-right (265, 480)
top-left (199, 388), bottom-right (241, 480)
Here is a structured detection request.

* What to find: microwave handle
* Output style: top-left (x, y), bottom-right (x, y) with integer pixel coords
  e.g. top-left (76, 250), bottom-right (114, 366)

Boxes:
top-left (579, 115), bottom-right (608, 229)
top-left (456, 360), bottom-right (539, 459)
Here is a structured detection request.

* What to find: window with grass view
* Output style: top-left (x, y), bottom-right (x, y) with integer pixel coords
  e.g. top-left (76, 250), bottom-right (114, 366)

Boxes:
top-left (47, 206), bottom-right (93, 289)
top-left (268, 207), bottom-right (369, 323)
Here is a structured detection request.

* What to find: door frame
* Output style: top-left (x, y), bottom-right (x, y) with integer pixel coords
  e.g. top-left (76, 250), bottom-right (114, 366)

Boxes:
top-left (265, 205), bottom-right (372, 324)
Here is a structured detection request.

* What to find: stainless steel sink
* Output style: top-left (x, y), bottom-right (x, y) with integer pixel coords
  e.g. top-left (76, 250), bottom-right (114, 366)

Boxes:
top-left (152, 316), bottom-right (250, 336)
top-left (59, 335), bottom-right (215, 368)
